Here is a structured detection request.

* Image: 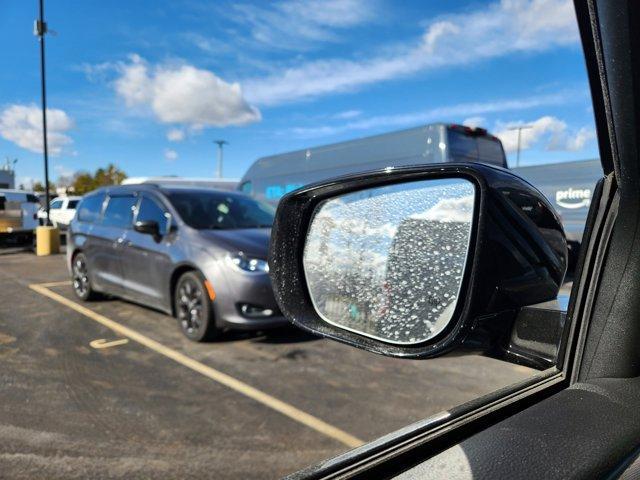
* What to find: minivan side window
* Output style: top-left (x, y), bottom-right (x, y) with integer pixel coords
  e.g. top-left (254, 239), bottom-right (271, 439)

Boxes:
top-left (50, 200), bottom-right (63, 210)
top-left (67, 200), bottom-right (79, 209)
top-left (136, 196), bottom-right (169, 235)
top-left (102, 195), bottom-right (137, 228)
top-left (77, 194), bottom-right (105, 223)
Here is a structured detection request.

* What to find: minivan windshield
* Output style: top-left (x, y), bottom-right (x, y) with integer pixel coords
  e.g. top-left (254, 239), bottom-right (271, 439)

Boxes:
top-left (166, 190), bottom-right (275, 230)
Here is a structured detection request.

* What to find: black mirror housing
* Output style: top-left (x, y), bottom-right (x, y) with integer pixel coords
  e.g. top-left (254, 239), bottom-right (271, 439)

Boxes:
top-left (268, 163), bottom-right (567, 359)
top-left (134, 220), bottom-right (160, 237)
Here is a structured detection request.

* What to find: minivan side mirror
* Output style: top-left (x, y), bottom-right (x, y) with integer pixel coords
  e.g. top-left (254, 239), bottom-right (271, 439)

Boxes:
top-left (134, 220), bottom-right (160, 237)
top-left (268, 163), bottom-right (567, 361)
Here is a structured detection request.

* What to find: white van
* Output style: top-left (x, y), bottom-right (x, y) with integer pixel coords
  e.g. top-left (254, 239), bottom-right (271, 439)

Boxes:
top-left (0, 190), bottom-right (40, 242)
top-left (37, 196), bottom-right (82, 228)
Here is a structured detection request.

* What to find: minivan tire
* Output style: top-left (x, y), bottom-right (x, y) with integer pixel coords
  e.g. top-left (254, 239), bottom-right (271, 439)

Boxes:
top-left (174, 271), bottom-right (219, 342)
top-left (71, 252), bottom-right (99, 301)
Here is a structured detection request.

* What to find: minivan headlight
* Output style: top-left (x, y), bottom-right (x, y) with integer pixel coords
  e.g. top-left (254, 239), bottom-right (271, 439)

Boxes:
top-left (227, 253), bottom-right (270, 273)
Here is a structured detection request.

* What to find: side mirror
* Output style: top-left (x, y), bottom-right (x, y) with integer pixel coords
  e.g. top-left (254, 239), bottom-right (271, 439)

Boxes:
top-left (268, 163), bottom-right (567, 360)
top-left (134, 220), bottom-right (160, 237)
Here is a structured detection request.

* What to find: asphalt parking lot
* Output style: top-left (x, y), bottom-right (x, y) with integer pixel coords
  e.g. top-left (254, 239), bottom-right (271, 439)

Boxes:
top-left (0, 250), bottom-right (535, 479)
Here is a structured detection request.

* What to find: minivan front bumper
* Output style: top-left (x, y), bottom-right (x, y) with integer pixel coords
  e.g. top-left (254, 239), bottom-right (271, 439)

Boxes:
top-left (207, 266), bottom-right (288, 331)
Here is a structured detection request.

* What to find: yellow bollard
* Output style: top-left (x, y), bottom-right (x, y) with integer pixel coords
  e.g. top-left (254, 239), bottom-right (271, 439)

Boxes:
top-left (36, 226), bottom-right (60, 256)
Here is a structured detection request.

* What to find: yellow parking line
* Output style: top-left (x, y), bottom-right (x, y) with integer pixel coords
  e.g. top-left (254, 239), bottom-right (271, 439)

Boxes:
top-left (29, 282), bottom-right (364, 449)
top-left (90, 338), bottom-right (130, 349)
top-left (36, 280), bottom-right (72, 288)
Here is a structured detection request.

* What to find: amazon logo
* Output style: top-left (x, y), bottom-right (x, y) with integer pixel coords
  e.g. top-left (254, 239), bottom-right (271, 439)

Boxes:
top-left (555, 188), bottom-right (592, 209)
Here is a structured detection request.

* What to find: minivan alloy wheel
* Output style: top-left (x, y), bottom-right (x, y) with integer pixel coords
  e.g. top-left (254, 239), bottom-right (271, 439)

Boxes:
top-left (72, 256), bottom-right (90, 297)
top-left (71, 252), bottom-right (97, 301)
top-left (174, 271), bottom-right (219, 342)
top-left (177, 279), bottom-right (204, 334)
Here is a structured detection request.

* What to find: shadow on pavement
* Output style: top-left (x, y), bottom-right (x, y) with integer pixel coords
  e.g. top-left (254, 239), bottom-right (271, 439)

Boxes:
top-left (220, 325), bottom-right (320, 345)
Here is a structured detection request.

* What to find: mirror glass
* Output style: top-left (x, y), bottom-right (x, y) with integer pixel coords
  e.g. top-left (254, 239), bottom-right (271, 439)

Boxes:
top-left (303, 178), bottom-right (476, 345)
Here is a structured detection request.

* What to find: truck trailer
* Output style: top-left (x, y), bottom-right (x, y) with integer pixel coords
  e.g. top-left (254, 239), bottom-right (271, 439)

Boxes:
top-left (239, 123), bottom-right (602, 257)
top-left (239, 123), bottom-right (506, 202)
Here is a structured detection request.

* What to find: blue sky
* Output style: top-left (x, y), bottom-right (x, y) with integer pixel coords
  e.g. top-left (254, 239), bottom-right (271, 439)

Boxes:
top-left (0, 0), bottom-right (598, 187)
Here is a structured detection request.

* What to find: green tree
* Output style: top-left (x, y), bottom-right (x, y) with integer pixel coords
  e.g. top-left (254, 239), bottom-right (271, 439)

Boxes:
top-left (71, 171), bottom-right (94, 195)
top-left (32, 181), bottom-right (56, 192)
top-left (71, 164), bottom-right (127, 195)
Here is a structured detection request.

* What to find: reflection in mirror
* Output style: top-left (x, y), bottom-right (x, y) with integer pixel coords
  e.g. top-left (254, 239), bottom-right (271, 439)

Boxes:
top-left (303, 178), bottom-right (476, 345)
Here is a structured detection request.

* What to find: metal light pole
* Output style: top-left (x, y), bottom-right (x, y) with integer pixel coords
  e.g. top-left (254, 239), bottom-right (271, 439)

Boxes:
top-left (35, 0), bottom-right (51, 225)
top-left (214, 140), bottom-right (228, 178)
top-left (508, 125), bottom-right (533, 167)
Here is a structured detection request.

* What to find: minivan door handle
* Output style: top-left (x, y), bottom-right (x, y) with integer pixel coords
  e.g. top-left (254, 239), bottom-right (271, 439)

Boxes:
top-left (113, 237), bottom-right (125, 248)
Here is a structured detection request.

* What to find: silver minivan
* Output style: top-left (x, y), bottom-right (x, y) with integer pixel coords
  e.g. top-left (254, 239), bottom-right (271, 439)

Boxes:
top-left (67, 184), bottom-right (287, 341)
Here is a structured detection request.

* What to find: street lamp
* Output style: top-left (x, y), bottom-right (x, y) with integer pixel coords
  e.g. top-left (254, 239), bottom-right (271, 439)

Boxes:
top-left (508, 125), bottom-right (533, 167)
top-left (214, 140), bottom-right (228, 178)
top-left (34, 0), bottom-right (51, 225)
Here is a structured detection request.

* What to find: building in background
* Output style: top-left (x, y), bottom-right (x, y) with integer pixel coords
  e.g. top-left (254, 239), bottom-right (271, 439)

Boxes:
top-left (0, 161), bottom-right (16, 189)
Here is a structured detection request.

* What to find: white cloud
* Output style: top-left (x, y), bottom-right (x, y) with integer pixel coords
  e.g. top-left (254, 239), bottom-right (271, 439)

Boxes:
top-left (565, 126), bottom-right (597, 150)
top-left (114, 55), bottom-right (261, 128)
top-left (413, 195), bottom-right (475, 223)
top-left (182, 33), bottom-right (231, 55)
top-left (462, 117), bottom-right (486, 128)
top-left (231, 0), bottom-right (376, 50)
top-left (164, 149), bottom-right (178, 161)
top-left (288, 90), bottom-right (583, 138)
top-left (244, 0), bottom-right (578, 106)
top-left (494, 116), bottom-right (596, 153)
top-left (166, 128), bottom-right (186, 142)
top-left (0, 104), bottom-right (73, 155)
top-left (54, 164), bottom-right (74, 178)
top-left (334, 109), bottom-right (362, 119)
top-left (75, 61), bottom-right (118, 83)
top-left (114, 54), bottom-right (151, 107)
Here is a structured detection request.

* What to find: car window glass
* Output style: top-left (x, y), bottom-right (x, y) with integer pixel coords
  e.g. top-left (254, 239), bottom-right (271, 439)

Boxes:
top-left (49, 200), bottom-right (63, 209)
top-left (102, 195), bottom-right (136, 228)
top-left (166, 190), bottom-right (274, 230)
top-left (77, 194), bottom-right (105, 223)
top-left (67, 200), bottom-right (79, 209)
top-left (136, 196), bottom-right (169, 235)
